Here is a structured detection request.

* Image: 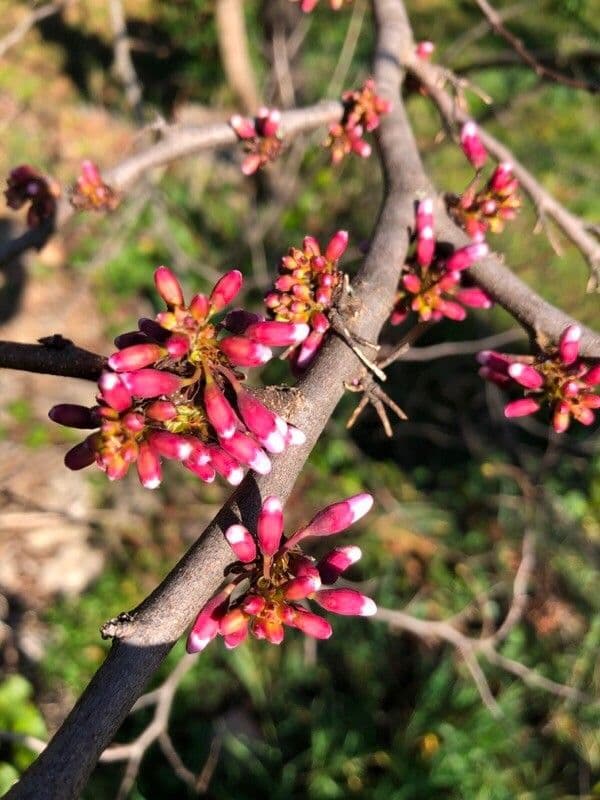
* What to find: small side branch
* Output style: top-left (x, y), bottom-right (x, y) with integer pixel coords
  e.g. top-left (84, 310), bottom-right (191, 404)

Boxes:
top-left (0, 338), bottom-right (106, 381)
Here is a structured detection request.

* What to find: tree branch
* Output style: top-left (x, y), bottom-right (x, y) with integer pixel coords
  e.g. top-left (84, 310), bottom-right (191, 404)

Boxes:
top-left (0, 1), bottom-right (71, 59)
top-left (5, 2), bottom-right (417, 797)
top-left (0, 102), bottom-right (343, 267)
top-left (0, 338), bottom-right (106, 381)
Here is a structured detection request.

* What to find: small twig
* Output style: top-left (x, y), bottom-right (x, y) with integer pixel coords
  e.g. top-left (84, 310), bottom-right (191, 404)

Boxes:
top-left (0, 1), bottom-right (72, 59)
top-left (345, 372), bottom-right (407, 437)
top-left (107, 0), bottom-right (143, 120)
top-left (474, 0), bottom-right (600, 94)
top-left (272, 21), bottom-right (296, 108)
top-left (326, 0), bottom-right (367, 97)
top-left (384, 329), bottom-right (526, 363)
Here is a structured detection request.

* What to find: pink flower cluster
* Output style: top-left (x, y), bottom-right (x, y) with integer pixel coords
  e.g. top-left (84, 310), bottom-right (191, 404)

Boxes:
top-left (50, 268), bottom-right (307, 488)
top-left (391, 198), bottom-right (491, 325)
top-left (326, 79), bottom-right (391, 165)
top-left (4, 165), bottom-right (58, 228)
top-left (292, 0), bottom-right (351, 12)
top-left (70, 160), bottom-right (119, 212)
top-left (415, 41), bottom-right (435, 60)
top-left (187, 492), bottom-right (376, 652)
top-left (452, 122), bottom-right (521, 240)
top-left (479, 325), bottom-right (600, 433)
top-left (265, 230), bottom-right (349, 372)
top-left (230, 108), bottom-right (283, 175)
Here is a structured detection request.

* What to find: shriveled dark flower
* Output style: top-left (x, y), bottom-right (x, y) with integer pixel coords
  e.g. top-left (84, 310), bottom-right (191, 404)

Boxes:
top-left (4, 164), bottom-right (58, 228)
top-left (187, 493), bottom-right (375, 652)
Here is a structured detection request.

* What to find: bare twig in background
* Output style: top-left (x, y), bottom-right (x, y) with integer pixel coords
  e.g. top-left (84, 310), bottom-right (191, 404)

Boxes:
top-left (387, 329), bottom-right (525, 363)
top-left (0, 1), bottom-right (71, 59)
top-left (272, 21), bottom-right (296, 107)
top-left (215, 0), bottom-right (262, 113)
top-left (107, 0), bottom-right (144, 120)
top-left (474, 0), bottom-right (600, 94)
top-left (326, 0), bottom-right (368, 97)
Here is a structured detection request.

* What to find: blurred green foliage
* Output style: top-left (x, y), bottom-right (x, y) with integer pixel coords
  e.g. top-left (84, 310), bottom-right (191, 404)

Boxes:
top-left (0, 0), bottom-right (598, 797)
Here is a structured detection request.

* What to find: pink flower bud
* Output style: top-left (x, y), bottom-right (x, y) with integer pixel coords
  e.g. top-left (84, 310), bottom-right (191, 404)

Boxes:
top-left (325, 230), bottom-right (349, 261)
top-left (446, 242), bottom-right (489, 271)
top-left (439, 300), bottom-right (467, 321)
top-left (166, 334), bottom-right (190, 359)
top-left (219, 336), bottom-right (272, 367)
top-left (245, 320), bottom-right (310, 346)
top-left (416, 198), bottom-right (434, 232)
top-left (508, 362), bottom-right (544, 390)
top-left (241, 154), bottom-right (263, 176)
top-left (122, 412), bottom-right (145, 432)
top-left (98, 371), bottom-right (132, 412)
top-left (225, 524), bottom-right (257, 563)
top-left (402, 273), bottom-right (422, 293)
top-left (145, 400), bottom-right (178, 421)
top-left (552, 400), bottom-right (571, 433)
top-left (504, 398), bottom-right (541, 418)
top-left (460, 121), bottom-right (488, 170)
top-left (205, 382), bottom-right (238, 439)
top-left (224, 624), bottom-right (249, 650)
top-left (581, 393), bottom-right (600, 409)
top-left (136, 441), bottom-right (162, 489)
top-left (286, 607), bottom-right (332, 639)
top-left (558, 325), bottom-right (581, 366)
top-left (183, 458), bottom-right (216, 483)
top-left (318, 545), bottom-right (362, 584)
top-left (390, 309), bottom-right (409, 326)
top-left (258, 108), bottom-right (281, 137)
top-left (456, 287), bottom-right (493, 309)
top-left (573, 405), bottom-right (595, 425)
top-left (314, 588), bottom-right (377, 616)
top-left (311, 312), bottom-right (330, 334)
top-left (219, 608), bottom-right (248, 636)
top-left (209, 270), bottom-right (243, 311)
top-left (64, 438), bottom-right (96, 470)
top-left (416, 41), bottom-right (435, 59)
top-left (351, 137), bottom-right (371, 158)
top-left (154, 266), bottom-right (184, 307)
top-left (108, 343), bottom-right (163, 372)
top-left (416, 228), bottom-right (435, 269)
top-left (189, 293), bottom-right (209, 321)
top-left (220, 431), bottom-right (271, 474)
top-left (229, 115), bottom-right (256, 139)
top-left (292, 493), bottom-right (373, 544)
top-left (254, 618), bottom-right (284, 645)
top-left (242, 595), bottom-right (266, 615)
top-left (147, 431), bottom-right (193, 460)
top-left (296, 330), bottom-right (324, 370)
top-left (583, 364), bottom-right (600, 386)
top-left (186, 588), bottom-right (232, 653)
top-left (285, 425), bottom-right (306, 446)
top-left (236, 389), bottom-right (287, 454)
top-left (282, 574), bottom-right (321, 601)
top-left (490, 162), bottom-right (514, 192)
top-left (49, 404), bottom-right (97, 429)
top-left (257, 496), bottom-right (284, 556)
top-left (476, 350), bottom-right (513, 374)
top-left (207, 446), bottom-right (245, 485)
top-left (120, 369), bottom-right (182, 399)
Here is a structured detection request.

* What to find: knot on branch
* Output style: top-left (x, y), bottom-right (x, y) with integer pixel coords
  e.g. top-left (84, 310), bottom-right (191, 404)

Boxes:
top-left (101, 611), bottom-right (136, 640)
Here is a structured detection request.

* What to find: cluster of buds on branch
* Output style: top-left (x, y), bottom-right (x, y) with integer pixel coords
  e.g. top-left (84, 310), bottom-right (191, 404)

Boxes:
top-left (479, 325), bottom-right (600, 433)
top-left (4, 164), bottom-right (58, 228)
top-left (326, 79), bottom-right (391, 164)
top-left (265, 230), bottom-right (349, 372)
top-left (450, 122), bottom-right (521, 240)
top-left (230, 108), bottom-right (283, 175)
top-left (49, 268), bottom-right (306, 488)
top-left (70, 160), bottom-right (120, 212)
top-left (391, 198), bottom-right (491, 324)
top-left (187, 493), bottom-right (375, 651)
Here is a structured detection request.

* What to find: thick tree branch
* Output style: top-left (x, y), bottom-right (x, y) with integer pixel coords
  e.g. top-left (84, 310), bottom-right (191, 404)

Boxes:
top-left (403, 52), bottom-right (600, 292)
top-left (5, 2), bottom-right (415, 797)
top-left (0, 102), bottom-right (342, 267)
